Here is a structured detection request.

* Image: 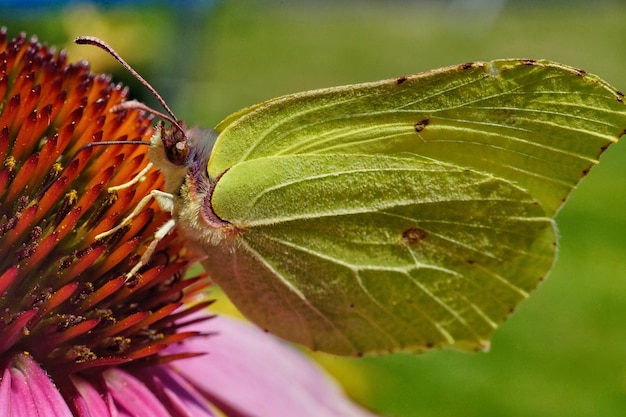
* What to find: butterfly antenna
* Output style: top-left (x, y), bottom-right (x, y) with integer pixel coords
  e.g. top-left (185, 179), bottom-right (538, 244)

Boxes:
top-left (74, 36), bottom-right (184, 133)
top-left (111, 100), bottom-right (181, 128)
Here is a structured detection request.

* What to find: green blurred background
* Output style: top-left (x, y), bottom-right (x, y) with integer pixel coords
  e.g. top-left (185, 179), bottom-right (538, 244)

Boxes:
top-left (4, 1), bottom-right (626, 416)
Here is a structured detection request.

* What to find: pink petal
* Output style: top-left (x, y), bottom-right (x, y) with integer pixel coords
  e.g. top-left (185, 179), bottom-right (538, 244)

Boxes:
top-left (70, 374), bottom-right (118, 417)
top-left (0, 353), bottom-right (73, 417)
top-left (135, 365), bottom-right (215, 417)
top-left (103, 367), bottom-right (173, 417)
top-left (0, 367), bottom-right (9, 416)
top-left (167, 313), bottom-right (378, 417)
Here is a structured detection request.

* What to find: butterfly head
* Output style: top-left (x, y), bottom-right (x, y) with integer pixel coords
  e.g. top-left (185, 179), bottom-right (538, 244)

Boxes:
top-left (150, 120), bottom-right (217, 168)
top-left (156, 120), bottom-right (189, 166)
top-left (74, 37), bottom-right (222, 210)
top-left (148, 120), bottom-right (219, 198)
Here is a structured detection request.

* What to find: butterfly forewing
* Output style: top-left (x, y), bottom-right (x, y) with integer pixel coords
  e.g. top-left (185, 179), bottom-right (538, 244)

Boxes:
top-left (211, 60), bottom-right (625, 216)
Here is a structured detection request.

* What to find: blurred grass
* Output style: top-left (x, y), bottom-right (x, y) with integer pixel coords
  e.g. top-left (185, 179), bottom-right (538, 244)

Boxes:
top-left (5, 1), bottom-right (626, 416)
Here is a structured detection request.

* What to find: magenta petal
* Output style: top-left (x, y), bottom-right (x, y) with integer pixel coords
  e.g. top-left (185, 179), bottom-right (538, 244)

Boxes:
top-left (0, 364), bottom-right (11, 416)
top-left (167, 314), bottom-right (378, 417)
top-left (103, 367), bottom-right (173, 417)
top-left (0, 353), bottom-right (73, 417)
top-left (70, 374), bottom-right (117, 417)
top-left (135, 365), bottom-right (215, 417)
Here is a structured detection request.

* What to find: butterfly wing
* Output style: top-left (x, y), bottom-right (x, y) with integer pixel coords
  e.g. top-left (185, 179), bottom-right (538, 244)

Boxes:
top-left (198, 60), bottom-right (626, 355)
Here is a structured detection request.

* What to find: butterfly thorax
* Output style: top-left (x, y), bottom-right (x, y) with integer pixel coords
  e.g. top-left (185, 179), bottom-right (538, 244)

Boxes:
top-left (149, 123), bottom-right (238, 247)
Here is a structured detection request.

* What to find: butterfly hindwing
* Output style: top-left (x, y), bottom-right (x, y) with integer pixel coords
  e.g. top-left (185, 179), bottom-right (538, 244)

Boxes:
top-left (205, 153), bottom-right (555, 354)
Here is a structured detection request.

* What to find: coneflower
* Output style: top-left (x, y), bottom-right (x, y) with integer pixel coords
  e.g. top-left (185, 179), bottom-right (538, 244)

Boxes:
top-left (0, 28), bottom-right (376, 417)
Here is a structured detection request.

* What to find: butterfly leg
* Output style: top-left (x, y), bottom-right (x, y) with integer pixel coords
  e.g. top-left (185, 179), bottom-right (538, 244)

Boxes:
top-left (108, 162), bottom-right (153, 193)
top-left (124, 216), bottom-right (176, 281)
top-left (94, 191), bottom-right (156, 240)
top-left (95, 168), bottom-right (178, 280)
top-left (122, 190), bottom-right (176, 281)
top-left (150, 189), bottom-right (175, 214)
top-left (94, 162), bottom-right (155, 240)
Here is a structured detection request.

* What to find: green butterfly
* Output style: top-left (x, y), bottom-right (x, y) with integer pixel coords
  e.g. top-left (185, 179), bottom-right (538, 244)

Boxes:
top-left (79, 36), bottom-right (626, 356)
top-left (156, 60), bottom-right (625, 356)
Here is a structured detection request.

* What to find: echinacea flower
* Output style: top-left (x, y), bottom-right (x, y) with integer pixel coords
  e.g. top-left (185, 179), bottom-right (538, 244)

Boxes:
top-left (0, 28), bottom-right (377, 417)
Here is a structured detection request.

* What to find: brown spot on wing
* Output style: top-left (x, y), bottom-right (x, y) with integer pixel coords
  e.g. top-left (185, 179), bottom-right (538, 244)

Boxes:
top-left (402, 227), bottom-right (428, 245)
top-left (574, 68), bottom-right (587, 76)
top-left (414, 119), bottom-right (429, 132)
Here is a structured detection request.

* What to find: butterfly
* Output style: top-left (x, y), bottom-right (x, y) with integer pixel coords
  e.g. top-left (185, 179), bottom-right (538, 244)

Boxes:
top-left (76, 37), bottom-right (626, 356)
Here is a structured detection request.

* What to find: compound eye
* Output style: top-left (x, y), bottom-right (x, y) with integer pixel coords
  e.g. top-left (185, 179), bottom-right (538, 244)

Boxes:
top-left (160, 123), bottom-right (189, 166)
